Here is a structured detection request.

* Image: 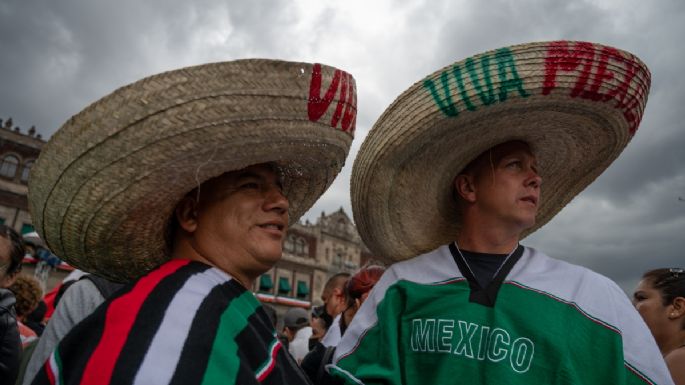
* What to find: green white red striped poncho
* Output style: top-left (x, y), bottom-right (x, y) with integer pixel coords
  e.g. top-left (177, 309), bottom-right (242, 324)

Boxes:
top-left (32, 259), bottom-right (310, 385)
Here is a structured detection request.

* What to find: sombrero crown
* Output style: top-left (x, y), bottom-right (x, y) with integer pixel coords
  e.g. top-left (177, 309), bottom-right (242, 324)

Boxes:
top-left (352, 41), bottom-right (650, 261)
top-left (29, 59), bottom-right (357, 281)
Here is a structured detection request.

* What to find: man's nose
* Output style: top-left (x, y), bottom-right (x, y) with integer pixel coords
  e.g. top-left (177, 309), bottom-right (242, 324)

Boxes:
top-left (264, 185), bottom-right (289, 213)
top-left (526, 168), bottom-right (542, 188)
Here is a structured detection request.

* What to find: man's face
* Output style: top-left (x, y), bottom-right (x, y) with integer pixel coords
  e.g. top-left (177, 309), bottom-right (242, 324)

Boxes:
top-left (459, 141), bottom-right (541, 233)
top-left (310, 317), bottom-right (327, 340)
top-left (190, 163), bottom-right (289, 282)
top-left (321, 279), bottom-right (348, 318)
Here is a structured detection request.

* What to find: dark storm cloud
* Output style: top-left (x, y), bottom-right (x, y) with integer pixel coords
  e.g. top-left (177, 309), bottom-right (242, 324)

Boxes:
top-left (0, 0), bottom-right (299, 136)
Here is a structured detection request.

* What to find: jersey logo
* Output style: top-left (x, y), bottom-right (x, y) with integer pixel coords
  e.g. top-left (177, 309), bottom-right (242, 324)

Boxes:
top-left (410, 318), bottom-right (534, 374)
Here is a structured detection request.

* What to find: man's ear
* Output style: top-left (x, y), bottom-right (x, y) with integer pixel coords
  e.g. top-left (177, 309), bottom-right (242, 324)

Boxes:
top-left (454, 174), bottom-right (477, 203)
top-left (175, 196), bottom-right (199, 233)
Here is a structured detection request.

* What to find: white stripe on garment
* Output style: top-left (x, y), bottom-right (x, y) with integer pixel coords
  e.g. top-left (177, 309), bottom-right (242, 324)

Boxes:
top-left (49, 350), bottom-right (60, 384)
top-left (133, 267), bottom-right (231, 385)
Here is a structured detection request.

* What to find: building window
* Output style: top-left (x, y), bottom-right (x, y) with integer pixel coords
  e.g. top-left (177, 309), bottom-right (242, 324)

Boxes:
top-left (296, 238), bottom-right (308, 256)
top-left (21, 223), bottom-right (34, 235)
top-left (296, 280), bottom-right (309, 299)
top-left (0, 155), bottom-right (19, 178)
top-left (284, 235), bottom-right (295, 253)
top-left (278, 277), bottom-right (291, 295)
top-left (21, 160), bottom-right (34, 183)
top-left (334, 251), bottom-right (343, 265)
top-left (259, 274), bottom-right (273, 292)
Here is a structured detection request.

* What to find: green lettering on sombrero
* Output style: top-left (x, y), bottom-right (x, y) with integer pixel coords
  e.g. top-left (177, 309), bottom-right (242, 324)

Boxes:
top-left (352, 41), bottom-right (650, 262)
top-left (423, 48), bottom-right (530, 117)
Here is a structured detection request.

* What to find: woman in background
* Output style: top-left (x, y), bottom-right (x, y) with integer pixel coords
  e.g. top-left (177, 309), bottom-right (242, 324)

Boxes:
top-left (340, 266), bottom-right (385, 335)
top-left (8, 275), bottom-right (43, 348)
top-left (633, 268), bottom-right (685, 385)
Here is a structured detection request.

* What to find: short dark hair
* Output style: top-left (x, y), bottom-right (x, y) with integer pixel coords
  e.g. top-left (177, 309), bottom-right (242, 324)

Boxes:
top-left (0, 224), bottom-right (25, 279)
top-left (323, 272), bottom-right (351, 297)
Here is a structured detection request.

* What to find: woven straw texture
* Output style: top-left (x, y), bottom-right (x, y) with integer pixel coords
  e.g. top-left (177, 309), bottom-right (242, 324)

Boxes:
top-left (29, 59), bottom-right (356, 282)
top-left (352, 41), bottom-right (650, 262)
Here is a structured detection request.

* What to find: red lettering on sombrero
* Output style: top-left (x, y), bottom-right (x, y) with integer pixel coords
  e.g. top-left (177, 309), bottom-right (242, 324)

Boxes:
top-left (308, 63), bottom-right (357, 133)
top-left (542, 41), bottom-right (650, 135)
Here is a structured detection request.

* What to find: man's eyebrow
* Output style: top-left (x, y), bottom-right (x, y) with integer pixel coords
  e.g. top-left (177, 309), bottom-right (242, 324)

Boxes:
top-left (234, 171), bottom-right (263, 180)
top-left (234, 171), bottom-right (283, 189)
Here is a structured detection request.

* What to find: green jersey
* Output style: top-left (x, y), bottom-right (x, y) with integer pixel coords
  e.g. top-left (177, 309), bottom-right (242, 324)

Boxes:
top-left (330, 245), bottom-right (672, 385)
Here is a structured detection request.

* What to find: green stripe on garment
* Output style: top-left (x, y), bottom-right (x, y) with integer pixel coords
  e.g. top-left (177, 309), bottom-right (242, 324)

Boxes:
top-left (54, 347), bottom-right (64, 385)
top-left (201, 291), bottom-right (261, 385)
top-left (48, 347), bottom-right (64, 385)
top-left (46, 348), bottom-right (64, 385)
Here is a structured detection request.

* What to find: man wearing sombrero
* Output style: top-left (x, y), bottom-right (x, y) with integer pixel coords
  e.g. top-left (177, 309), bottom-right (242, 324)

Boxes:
top-left (329, 41), bottom-right (674, 384)
top-left (27, 59), bottom-right (357, 384)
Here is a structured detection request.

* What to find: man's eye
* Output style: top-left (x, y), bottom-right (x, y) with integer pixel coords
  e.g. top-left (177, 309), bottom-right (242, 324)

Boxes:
top-left (241, 182), bottom-right (259, 189)
top-left (506, 161), bottom-right (521, 169)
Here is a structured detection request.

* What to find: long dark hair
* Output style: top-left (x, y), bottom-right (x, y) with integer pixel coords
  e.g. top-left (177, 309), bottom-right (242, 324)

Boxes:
top-left (642, 268), bottom-right (685, 306)
top-left (0, 224), bottom-right (25, 278)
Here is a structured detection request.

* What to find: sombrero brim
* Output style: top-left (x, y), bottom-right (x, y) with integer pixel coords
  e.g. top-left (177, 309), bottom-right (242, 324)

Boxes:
top-left (352, 41), bottom-right (650, 262)
top-left (29, 59), bottom-right (356, 282)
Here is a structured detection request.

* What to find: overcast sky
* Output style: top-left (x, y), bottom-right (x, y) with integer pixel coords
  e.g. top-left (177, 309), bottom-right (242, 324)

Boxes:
top-left (1, 0), bottom-right (683, 294)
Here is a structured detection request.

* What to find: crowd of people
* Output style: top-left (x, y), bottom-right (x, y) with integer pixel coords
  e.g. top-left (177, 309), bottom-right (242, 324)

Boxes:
top-left (0, 40), bottom-right (683, 385)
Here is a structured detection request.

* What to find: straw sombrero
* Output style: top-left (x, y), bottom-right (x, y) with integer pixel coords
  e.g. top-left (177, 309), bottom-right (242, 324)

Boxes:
top-left (29, 59), bottom-right (356, 282)
top-left (352, 40), bottom-right (650, 261)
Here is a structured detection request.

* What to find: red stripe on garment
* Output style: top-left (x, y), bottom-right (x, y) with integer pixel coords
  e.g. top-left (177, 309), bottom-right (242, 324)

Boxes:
top-left (80, 259), bottom-right (191, 385)
top-left (45, 358), bottom-right (56, 385)
top-left (256, 340), bottom-right (282, 382)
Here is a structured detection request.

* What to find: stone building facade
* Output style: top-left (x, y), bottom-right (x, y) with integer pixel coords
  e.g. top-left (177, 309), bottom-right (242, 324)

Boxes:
top-left (252, 208), bottom-right (379, 318)
top-left (0, 117), bottom-right (44, 233)
top-left (0, 117), bottom-right (73, 289)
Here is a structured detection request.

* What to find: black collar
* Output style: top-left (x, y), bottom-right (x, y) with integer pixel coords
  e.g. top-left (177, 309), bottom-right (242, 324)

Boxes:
top-left (448, 243), bottom-right (524, 307)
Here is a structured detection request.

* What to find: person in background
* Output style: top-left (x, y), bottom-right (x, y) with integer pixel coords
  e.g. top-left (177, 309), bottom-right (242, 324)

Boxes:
top-left (339, 265), bottom-right (384, 336)
top-left (309, 305), bottom-right (330, 347)
top-left (302, 305), bottom-right (331, 381)
top-left (319, 273), bottom-right (350, 348)
top-left (21, 274), bottom-right (123, 385)
top-left (301, 274), bottom-right (350, 385)
top-left (0, 224), bottom-right (26, 384)
top-left (302, 265), bottom-right (384, 385)
top-left (634, 268), bottom-right (685, 385)
top-left (8, 275), bottom-right (42, 348)
top-left (40, 269), bottom-right (87, 321)
top-left (283, 307), bottom-right (313, 364)
top-left (23, 232), bottom-right (87, 321)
